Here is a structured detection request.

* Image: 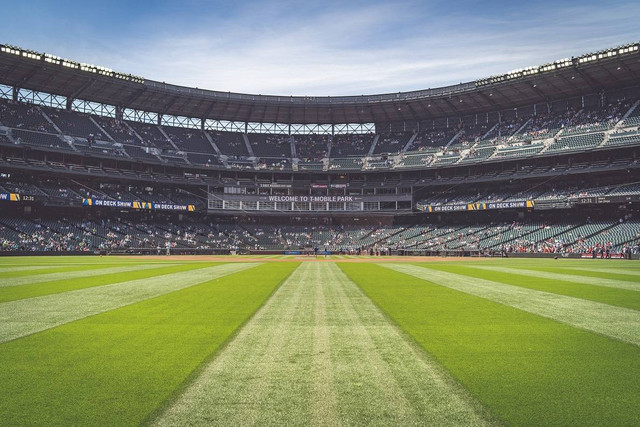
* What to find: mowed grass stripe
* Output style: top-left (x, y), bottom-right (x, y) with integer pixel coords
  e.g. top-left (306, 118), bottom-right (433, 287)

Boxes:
top-left (155, 262), bottom-right (316, 426)
top-left (385, 264), bottom-right (640, 347)
top-left (422, 263), bottom-right (640, 311)
top-left (0, 265), bottom-right (61, 273)
top-left (341, 263), bottom-right (640, 426)
top-left (156, 263), bottom-right (491, 426)
top-left (0, 256), bottom-right (173, 266)
top-left (549, 264), bottom-right (640, 281)
top-left (0, 263), bottom-right (257, 344)
top-left (311, 264), bottom-right (339, 426)
top-left (325, 262), bottom-right (420, 425)
top-left (0, 263), bottom-right (294, 427)
top-left (0, 263), bottom-right (173, 287)
top-left (473, 265), bottom-right (640, 292)
top-left (0, 263), bottom-right (221, 303)
top-left (531, 265), bottom-right (640, 281)
top-left (0, 263), bottom-right (136, 280)
top-left (325, 263), bottom-right (493, 426)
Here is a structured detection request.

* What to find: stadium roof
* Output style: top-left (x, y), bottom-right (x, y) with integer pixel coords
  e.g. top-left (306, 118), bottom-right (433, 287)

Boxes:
top-left (0, 42), bottom-right (639, 124)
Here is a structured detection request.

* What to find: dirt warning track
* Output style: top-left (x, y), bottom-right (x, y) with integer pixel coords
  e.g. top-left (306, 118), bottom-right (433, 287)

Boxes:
top-left (116, 255), bottom-right (492, 263)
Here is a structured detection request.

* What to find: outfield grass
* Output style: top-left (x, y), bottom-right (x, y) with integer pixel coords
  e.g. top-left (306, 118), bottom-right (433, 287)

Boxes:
top-left (339, 261), bottom-right (640, 426)
top-left (155, 262), bottom-right (492, 426)
top-left (0, 262), bottom-right (219, 303)
top-left (1, 256), bottom-right (640, 426)
top-left (417, 262), bottom-right (640, 310)
top-left (0, 261), bottom-right (296, 425)
top-left (0, 263), bottom-right (150, 283)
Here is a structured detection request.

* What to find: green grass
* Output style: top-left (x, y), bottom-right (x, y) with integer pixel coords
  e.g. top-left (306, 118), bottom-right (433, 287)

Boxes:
top-left (0, 256), bottom-right (173, 265)
top-left (529, 265), bottom-right (640, 281)
top-left (156, 262), bottom-right (491, 426)
top-left (0, 262), bottom-right (297, 426)
top-left (339, 262), bottom-right (640, 426)
top-left (0, 263), bottom-right (136, 280)
top-left (416, 263), bottom-right (640, 310)
top-left (0, 262), bottom-right (220, 303)
top-left (2, 256), bottom-right (640, 426)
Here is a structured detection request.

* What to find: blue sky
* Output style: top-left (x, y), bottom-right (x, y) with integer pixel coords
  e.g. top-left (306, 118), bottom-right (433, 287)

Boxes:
top-left (2, 0), bottom-right (639, 95)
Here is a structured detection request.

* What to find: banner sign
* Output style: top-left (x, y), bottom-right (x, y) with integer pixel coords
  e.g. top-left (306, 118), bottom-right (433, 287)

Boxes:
top-left (82, 198), bottom-right (195, 212)
top-left (570, 195), bottom-right (640, 205)
top-left (418, 200), bottom-right (534, 213)
top-left (580, 253), bottom-right (625, 259)
top-left (257, 183), bottom-right (292, 189)
top-left (0, 192), bottom-right (21, 202)
top-left (265, 195), bottom-right (363, 203)
top-left (209, 192), bottom-right (411, 211)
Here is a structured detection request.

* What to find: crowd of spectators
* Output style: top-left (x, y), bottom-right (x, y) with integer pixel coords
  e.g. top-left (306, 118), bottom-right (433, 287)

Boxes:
top-left (560, 100), bottom-right (632, 134)
top-left (43, 108), bottom-right (103, 140)
top-left (511, 110), bottom-right (575, 142)
top-left (374, 133), bottom-right (410, 154)
top-left (126, 121), bottom-right (172, 149)
top-left (1, 215), bottom-right (639, 255)
top-left (92, 117), bottom-right (139, 145)
top-left (0, 100), bottom-right (54, 133)
top-left (295, 135), bottom-right (329, 161)
top-left (250, 135), bottom-right (291, 158)
top-left (1, 96), bottom-right (639, 173)
top-left (257, 158), bottom-right (290, 170)
top-left (331, 134), bottom-right (373, 156)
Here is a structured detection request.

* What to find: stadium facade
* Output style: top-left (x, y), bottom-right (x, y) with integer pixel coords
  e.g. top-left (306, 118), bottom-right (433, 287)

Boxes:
top-left (0, 42), bottom-right (639, 256)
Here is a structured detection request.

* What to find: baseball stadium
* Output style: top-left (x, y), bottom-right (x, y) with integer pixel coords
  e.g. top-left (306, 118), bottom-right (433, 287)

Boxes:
top-left (1, 2), bottom-right (640, 425)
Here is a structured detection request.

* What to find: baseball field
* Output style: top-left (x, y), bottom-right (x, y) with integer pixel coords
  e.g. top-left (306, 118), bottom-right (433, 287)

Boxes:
top-left (1, 255), bottom-right (639, 426)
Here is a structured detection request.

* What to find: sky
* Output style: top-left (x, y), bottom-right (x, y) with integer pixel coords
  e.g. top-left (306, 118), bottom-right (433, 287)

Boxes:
top-left (1, 0), bottom-right (639, 96)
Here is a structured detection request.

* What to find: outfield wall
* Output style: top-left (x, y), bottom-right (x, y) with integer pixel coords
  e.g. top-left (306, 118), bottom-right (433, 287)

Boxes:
top-left (1, 249), bottom-right (636, 259)
top-left (0, 250), bottom-right (98, 257)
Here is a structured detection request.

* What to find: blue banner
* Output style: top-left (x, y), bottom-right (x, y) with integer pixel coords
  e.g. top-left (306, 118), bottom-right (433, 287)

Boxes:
top-left (0, 193), bottom-right (21, 202)
top-left (418, 200), bottom-right (534, 213)
top-left (82, 198), bottom-right (196, 211)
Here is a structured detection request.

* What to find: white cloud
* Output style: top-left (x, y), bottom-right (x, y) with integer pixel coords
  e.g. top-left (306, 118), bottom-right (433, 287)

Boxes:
top-left (6, 1), bottom-right (640, 96)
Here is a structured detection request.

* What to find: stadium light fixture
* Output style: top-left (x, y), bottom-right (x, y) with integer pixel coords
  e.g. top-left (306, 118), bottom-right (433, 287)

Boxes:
top-left (1, 45), bottom-right (21, 56)
top-left (0, 43), bottom-right (145, 85)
